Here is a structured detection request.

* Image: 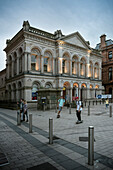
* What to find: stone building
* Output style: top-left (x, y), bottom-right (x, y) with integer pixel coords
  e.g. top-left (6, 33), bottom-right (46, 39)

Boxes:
top-left (96, 34), bottom-right (113, 95)
top-left (0, 21), bottom-right (104, 107)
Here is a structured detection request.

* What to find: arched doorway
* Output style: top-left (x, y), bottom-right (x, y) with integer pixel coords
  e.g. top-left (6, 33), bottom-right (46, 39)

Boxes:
top-left (81, 83), bottom-right (87, 101)
top-left (63, 82), bottom-right (70, 102)
top-left (72, 83), bottom-right (79, 100)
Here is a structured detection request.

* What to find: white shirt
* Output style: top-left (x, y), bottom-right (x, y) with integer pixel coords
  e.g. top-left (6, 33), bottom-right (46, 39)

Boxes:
top-left (76, 100), bottom-right (82, 111)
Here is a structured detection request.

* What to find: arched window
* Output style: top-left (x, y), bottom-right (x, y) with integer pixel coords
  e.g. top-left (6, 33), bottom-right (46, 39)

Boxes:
top-left (9, 56), bottom-right (12, 78)
top-left (62, 59), bottom-right (66, 73)
top-left (44, 57), bottom-right (48, 72)
top-left (31, 55), bottom-right (37, 70)
top-left (94, 63), bottom-right (99, 79)
top-left (45, 82), bottom-right (52, 88)
top-left (18, 81), bottom-right (22, 100)
top-left (72, 56), bottom-right (78, 75)
top-left (14, 52), bottom-right (17, 75)
top-left (8, 85), bottom-right (11, 101)
top-left (62, 53), bottom-right (70, 74)
top-left (13, 83), bottom-right (16, 101)
top-left (31, 48), bottom-right (41, 71)
top-left (80, 58), bottom-right (86, 76)
top-left (44, 51), bottom-right (53, 72)
top-left (18, 48), bottom-right (23, 73)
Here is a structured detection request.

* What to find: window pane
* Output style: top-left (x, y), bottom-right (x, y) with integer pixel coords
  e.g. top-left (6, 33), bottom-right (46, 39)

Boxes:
top-left (31, 55), bottom-right (36, 62)
top-left (44, 58), bottom-right (48, 64)
top-left (108, 51), bottom-right (112, 59)
top-left (109, 67), bottom-right (112, 80)
top-left (31, 63), bottom-right (35, 70)
top-left (44, 65), bottom-right (47, 72)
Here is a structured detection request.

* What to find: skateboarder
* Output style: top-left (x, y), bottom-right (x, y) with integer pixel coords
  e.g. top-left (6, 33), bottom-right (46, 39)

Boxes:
top-left (57, 96), bottom-right (65, 118)
top-left (76, 97), bottom-right (83, 124)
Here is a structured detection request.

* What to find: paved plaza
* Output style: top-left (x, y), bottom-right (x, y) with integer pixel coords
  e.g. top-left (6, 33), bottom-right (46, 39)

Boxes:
top-left (0, 103), bottom-right (113, 170)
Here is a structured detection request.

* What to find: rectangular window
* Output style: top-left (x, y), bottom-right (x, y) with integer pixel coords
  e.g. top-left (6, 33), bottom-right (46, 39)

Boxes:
top-left (44, 65), bottom-right (47, 72)
top-left (109, 67), bottom-right (112, 80)
top-left (108, 51), bottom-right (112, 59)
top-left (44, 58), bottom-right (48, 64)
top-left (72, 62), bottom-right (74, 74)
top-left (62, 60), bottom-right (65, 73)
top-left (31, 63), bottom-right (35, 71)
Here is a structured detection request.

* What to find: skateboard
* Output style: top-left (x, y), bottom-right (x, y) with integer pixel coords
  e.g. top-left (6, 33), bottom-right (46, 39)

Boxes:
top-left (76, 120), bottom-right (83, 124)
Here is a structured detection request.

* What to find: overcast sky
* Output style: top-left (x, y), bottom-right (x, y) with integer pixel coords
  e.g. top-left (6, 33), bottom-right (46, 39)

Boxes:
top-left (0, 0), bottom-right (113, 71)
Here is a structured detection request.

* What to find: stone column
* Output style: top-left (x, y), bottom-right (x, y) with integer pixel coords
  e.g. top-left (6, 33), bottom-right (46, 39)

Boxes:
top-left (86, 63), bottom-right (89, 78)
top-left (53, 58), bottom-right (55, 74)
top-left (12, 59), bottom-right (14, 77)
top-left (17, 56), bottom-right (19, 75)
top-left (57, 58), bottom-right (60, 74)
top-left (28, 52), bottom-right (31, 71)
top-left (87, 84), bottom-right (90, 99)
top-left (24, 52), bottom-right (28, 72)
top-left (78, 61), bottom-right (80, 76)
top-left (6, 61), bottom-right (9, 79)
top-left (99, 68), bottom-right (101, 80)
top-left (70, 59), bottom-right (72, 76)
top-left (41, 56), bottom-right (44, 73)
top-left (93, 64), bottom-right (95, 79)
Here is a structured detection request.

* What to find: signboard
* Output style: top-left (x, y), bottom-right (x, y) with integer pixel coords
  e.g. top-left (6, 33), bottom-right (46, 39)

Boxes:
top-left (41, 97), bottom-right (46, 99)
top-left (96, 94), bottom-right (112, 99)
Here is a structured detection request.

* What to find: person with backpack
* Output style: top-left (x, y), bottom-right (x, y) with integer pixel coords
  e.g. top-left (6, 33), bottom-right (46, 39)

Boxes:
top-left (57, 96), bottom-right (65, 118)
top-left (76, 97), bottom-right (83, 124)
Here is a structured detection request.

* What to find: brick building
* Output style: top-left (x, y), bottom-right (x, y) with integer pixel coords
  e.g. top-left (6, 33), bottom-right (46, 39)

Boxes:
top-left (96, 34), bottom-right (113, 95)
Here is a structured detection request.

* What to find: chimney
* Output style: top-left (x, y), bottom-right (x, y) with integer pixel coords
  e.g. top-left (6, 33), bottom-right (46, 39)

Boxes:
top-left (100, 34), bottom-right (106, 48)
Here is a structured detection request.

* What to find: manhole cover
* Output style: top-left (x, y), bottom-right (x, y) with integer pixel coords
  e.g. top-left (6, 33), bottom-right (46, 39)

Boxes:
top-left (79, 137), bottom-right (95, 142)
top-left (27, 162), bottom-right (58, 170)
top-left (0, 153), bottom-right (9, 167)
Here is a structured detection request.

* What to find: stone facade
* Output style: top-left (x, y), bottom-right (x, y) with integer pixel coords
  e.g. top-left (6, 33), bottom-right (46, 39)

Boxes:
top-left (96, 35), bottom-right (113, 95)
top-left (0, 21), bottom-right (104, 107)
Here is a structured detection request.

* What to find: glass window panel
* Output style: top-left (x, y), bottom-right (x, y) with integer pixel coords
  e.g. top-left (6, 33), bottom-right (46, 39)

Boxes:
top-left (108, 51), bottom-right (112, 59)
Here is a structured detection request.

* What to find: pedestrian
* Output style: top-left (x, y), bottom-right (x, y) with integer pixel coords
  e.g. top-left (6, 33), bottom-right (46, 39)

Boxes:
top-left (20, 98), bottom-right (25, 122)
top-left (24, 100), bottom-right (28, 122)
top-left (105, 98), bottom-right (109, 108)
top-left (57, 96), bottom-right (65, 118)
top-left (76, 97), bottom-right (83, 124)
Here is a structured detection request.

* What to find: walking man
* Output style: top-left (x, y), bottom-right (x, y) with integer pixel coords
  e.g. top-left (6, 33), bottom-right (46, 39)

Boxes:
top-left (57, 96), bottom-right (65, 118)
top-left (76, 97), bottom-right (83, 124)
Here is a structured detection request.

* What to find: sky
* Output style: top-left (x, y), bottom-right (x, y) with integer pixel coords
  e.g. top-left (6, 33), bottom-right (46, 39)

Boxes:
top-left (0, 0), bottom-right (113, 71)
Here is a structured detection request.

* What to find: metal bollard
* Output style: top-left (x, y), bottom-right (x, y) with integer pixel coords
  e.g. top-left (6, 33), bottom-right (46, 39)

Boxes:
top-left (29, 114), bottom-right (32, 133)
top-left (49, 118), bottom-right (53, 144)
top-left (88, 105), bottom-right (90, 116)
top-left (17, 111), bottom-right (21, 125)
top-left (88, 126), bottom-right (94, 165)
top-left (69, 104), bottom-right (71, 114)
top-left (110, 105), bottom-right (112, 117)
top-left (43, 104), bottom-right (45, 111)
top-left (93, 101), bottom-right (94, 105)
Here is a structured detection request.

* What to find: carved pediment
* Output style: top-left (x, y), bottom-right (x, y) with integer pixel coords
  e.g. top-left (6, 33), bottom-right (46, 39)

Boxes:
top-left (61, 32), bottom-right (91, 50)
